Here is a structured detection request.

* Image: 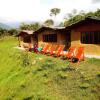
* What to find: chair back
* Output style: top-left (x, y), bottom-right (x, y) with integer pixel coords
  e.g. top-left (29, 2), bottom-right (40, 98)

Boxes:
top-left (42, 44), bottom-right (49, 51)
top-left (66, 46), bottom-right (76, 58)
top-left (49, 44), bottom-right (57, 54)
top-left (76, 47), bottom-right (84, 59)
top-left (57, 45), bottom-right (65, 56)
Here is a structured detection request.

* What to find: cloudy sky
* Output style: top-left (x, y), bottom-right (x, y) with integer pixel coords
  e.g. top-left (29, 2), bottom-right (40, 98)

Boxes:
top-left (0, 0), bottom-right (100, 22)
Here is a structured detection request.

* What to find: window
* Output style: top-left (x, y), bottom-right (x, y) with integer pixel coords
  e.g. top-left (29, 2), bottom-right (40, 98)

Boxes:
top-left (43, 34), bottom-right (57, 42)
top-left (81, 31), bottom-right (100, 44)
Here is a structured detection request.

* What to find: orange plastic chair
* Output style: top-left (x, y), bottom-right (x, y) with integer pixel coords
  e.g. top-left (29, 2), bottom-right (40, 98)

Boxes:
top-left (54, 45), bottom-right (65, 57)
top-left (46, 44), bottom-right (53, 54)
top-left (72, 47), bottom-right (84, 62)
top-left (48, 44), bottom-right (58, 55)
top-left (41, 44), bottom-right (53, 54)
top-left (47, 44), bottom-right (59, 55)
top-left (54, 44), bottom-right (60, 51)
top-left (65, 46), bottom-right (76, 59)
top-left (40, 43), bottom-right (49, 54)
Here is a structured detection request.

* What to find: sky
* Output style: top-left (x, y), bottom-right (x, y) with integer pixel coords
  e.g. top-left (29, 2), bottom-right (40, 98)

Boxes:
top-left (0, 0), bottom-right (100, 23)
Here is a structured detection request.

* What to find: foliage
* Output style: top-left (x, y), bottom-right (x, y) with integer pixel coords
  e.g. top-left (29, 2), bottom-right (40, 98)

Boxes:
top-left (44, 19), bottom-right (54, 26)
top-left (19, 22), bottom-right (41, 30)
top-left (0, 28), bottom-right (8, 37)
top-left (50, 8), bottom-right (60, 17)
top-left (20, 52), bottom-right (31, 67)
top-left (49, 8), bottom-right (61, 26)
top-left (63, 9), bottom-right (100, 27)
top-left (0, 27), bottom-right (19, 38)
top-left (8, 28), bottom-right (19, 36)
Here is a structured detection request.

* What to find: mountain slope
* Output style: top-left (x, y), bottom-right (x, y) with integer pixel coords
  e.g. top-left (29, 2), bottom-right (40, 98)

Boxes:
top-left (0, 22), bottom-right (11, 29)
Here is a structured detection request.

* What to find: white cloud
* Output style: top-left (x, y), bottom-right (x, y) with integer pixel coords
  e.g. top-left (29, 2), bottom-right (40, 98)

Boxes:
top-left (92, 0), bottom-right (100, 3)
top-left (0, 0), bottom-right (43, 22)
top-left (0, 0), bottom-right (99, 22)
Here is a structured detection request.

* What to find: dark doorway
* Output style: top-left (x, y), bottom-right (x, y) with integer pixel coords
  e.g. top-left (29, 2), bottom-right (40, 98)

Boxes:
top-left (23, 35), bottom-right (31, 43)
top-left (61, 30), bottom-right (71, 50)
top-left (66, 30), bottom-right (71, 48)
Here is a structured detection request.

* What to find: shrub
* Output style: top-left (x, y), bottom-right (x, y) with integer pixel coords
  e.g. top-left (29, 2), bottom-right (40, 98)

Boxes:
top-left (21, 52), bottom-right (31, 67)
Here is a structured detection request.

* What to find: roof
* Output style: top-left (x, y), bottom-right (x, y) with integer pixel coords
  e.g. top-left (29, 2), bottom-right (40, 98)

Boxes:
top-left (17, 30), bottom-right (34, 36)
top-left (34, 26), bottom-right (66, 34)
top-left (20, 30), bottom-right (34, 35)
top-left (89, 16), bottom-right (100, 20)
top-left (65, 16), bottom-right (100, 29)
top-left (44, 26), bottom-right (65, 30)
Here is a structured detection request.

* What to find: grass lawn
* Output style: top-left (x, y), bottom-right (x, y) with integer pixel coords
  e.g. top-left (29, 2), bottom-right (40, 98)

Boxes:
top-left (0, 36), bottom-right (100, 100)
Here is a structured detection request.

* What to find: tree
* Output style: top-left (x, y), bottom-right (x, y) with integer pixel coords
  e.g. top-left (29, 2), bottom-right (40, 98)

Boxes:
top-left (19, 22), bottom-right (40, 30)
top-left (50, 8), bottom-right (60, 26)
top-left (0, 28), bottom-right (4, 36)
top-left (86, 12), bottom-right (94, 17)
top-left (64, 9), bottom-right (77, 20)
top-left (0, 28), bottom-right (8, 37)
top-left (20, 23), bottom-right (29, 30)
top-left (44, 19), bottom-right (54, 26)
top-left (63, 9), bottom-right (100, 27)
top-left (50, 8), bottom-right (60, 17)
top-left (32, 22), bottom-right (40, 30)
top-left (94, 9), bottom-right (100, 17)
top-left (8, 28), bottom-right (18, 36)
top-left (59, 22), bottom-right (64, 27)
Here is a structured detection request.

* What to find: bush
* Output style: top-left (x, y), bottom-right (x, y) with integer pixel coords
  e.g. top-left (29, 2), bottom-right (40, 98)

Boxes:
top-left (21, 52), bottom-right (31, 67)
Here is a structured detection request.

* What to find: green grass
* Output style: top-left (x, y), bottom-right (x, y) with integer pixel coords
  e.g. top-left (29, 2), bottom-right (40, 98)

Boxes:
top-left (0, 36), bottom-right (100, 100)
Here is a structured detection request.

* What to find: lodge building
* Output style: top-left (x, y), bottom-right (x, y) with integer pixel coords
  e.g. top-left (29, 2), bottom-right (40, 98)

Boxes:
top-left (18, 17), bottom-right (100, 57)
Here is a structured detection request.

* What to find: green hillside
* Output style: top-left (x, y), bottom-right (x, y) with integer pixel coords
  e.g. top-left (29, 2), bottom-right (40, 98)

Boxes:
top-left (0, 37), bottom-right (100, 100)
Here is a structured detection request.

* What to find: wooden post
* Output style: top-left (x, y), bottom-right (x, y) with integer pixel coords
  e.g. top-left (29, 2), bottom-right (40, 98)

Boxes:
top-left (18, 36), bottom-right (20, 47)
